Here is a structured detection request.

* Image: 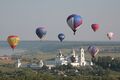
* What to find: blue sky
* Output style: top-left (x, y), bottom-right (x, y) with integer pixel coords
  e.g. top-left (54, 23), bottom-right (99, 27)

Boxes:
top-left (0, 0), bottom-right (120, 41)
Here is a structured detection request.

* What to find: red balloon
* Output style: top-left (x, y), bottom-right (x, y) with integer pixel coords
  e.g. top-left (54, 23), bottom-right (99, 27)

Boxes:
top-left (91, 24), bottom-right (99, 32)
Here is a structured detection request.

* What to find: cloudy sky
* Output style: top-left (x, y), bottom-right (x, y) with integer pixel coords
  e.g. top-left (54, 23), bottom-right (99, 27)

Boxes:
top-left (0, 0), bottom-right (120, 41)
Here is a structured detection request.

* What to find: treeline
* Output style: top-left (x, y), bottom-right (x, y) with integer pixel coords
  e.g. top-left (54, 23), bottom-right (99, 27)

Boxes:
top-left (94, 56), bottom-right (120, 71)
top-left (0, 68), bottom-right (120, 80)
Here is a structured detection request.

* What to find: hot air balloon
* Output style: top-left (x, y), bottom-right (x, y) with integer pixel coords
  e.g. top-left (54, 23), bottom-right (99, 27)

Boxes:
top-left (107, 32), bottom-right (114, 40)
top-left (58, 33), bottom-right (65, 42)
top-left (67, 14), bottom-right (83, 35)
top-left (91, 24), bottom-right (99, 32)
top-left (36, 27), bottom-right (47, 39)
top-left (7, 35), bottom-right (20, 50)
top-left (88, 46), bottom-right (99, 58)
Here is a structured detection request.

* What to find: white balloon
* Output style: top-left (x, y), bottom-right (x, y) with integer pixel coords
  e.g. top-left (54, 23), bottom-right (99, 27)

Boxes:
top-left (107, 32), bottom-right (114, 40)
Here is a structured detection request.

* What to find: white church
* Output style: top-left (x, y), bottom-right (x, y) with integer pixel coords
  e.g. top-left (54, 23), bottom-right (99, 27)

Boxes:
top-left (16, 48), bottom-right (92, 69)
top-left (55, 48), bottom-right (87, 67)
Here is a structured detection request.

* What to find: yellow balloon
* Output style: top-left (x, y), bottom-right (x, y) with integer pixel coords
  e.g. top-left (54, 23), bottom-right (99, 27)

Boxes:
top-left (7, 35), bottom-right (20, 50)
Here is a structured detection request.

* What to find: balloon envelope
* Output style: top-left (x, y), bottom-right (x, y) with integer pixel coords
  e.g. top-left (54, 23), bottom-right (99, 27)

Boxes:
top-left (7, 35), bottom-right (20, 50)
top-left (88, 46), bottom-right (99, 58)
top-left (107, 32), bottom-right (114, 40)
top-left (91, 24), bottom-right (99, 32)
top-left (36, 27), bottom-right (47, 39)
top-left (67, 14), bottom-right (83, 35)
top-left (58, 33), bottom-right (65, 42)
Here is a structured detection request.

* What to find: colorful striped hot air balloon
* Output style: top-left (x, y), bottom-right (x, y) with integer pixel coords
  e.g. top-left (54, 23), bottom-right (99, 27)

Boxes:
top-left (67, 14), bottom-right (83, 35)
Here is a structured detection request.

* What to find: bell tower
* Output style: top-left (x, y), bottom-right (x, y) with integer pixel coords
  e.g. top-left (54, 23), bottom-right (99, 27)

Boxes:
top-left (80, 48), bottom-right (86, 66)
